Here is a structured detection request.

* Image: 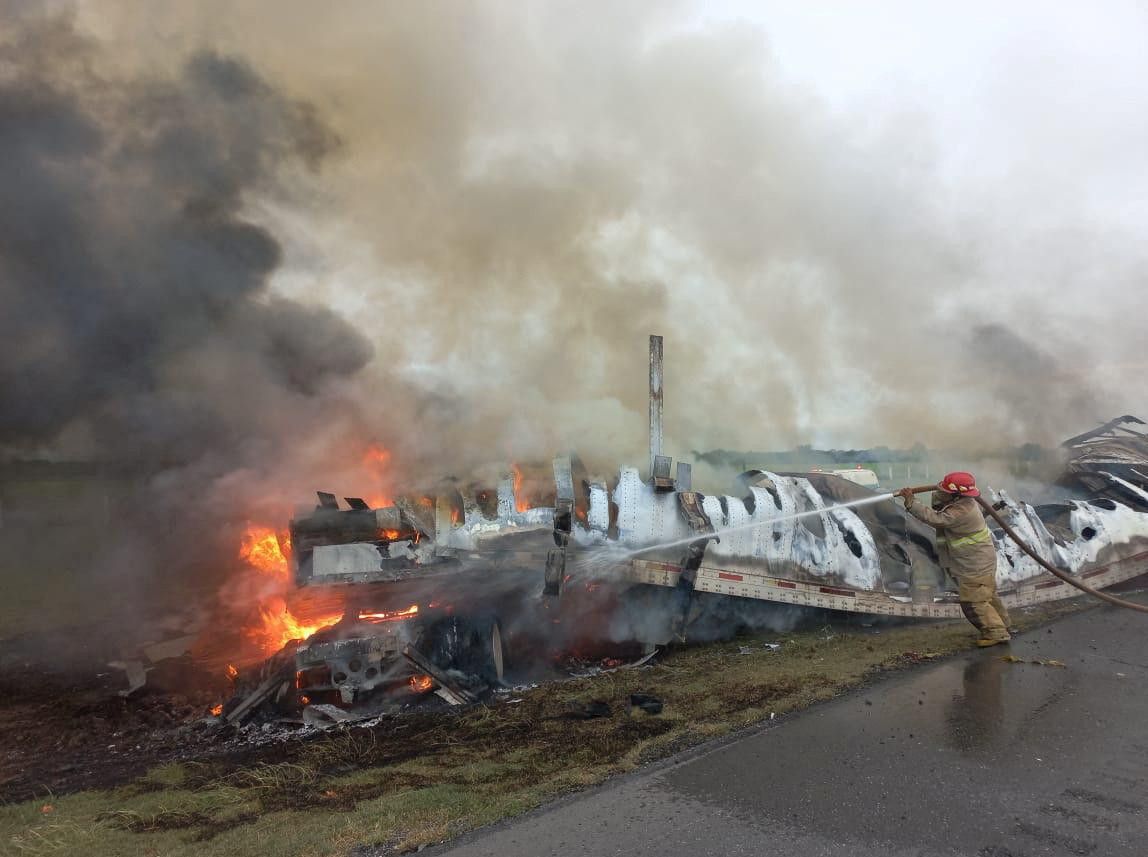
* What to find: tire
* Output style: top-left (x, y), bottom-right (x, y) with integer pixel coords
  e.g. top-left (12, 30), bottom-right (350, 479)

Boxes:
top-left (424, 614), bottom-right (505, 684)
top-left (459, 616), bottom-right (504, 684)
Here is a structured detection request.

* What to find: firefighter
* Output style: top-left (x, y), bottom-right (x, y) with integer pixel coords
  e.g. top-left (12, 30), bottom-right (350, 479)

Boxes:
top-left (896, 471), bottom-right (1011, 647)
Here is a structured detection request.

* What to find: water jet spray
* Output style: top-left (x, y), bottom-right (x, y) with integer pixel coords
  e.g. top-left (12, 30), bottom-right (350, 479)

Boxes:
top-left (625, 492), bottom-right (896, 559)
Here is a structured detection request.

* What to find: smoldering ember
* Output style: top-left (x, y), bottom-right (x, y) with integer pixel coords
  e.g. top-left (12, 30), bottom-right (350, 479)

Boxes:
top-left (4, 5), bottom-right (1148, 857)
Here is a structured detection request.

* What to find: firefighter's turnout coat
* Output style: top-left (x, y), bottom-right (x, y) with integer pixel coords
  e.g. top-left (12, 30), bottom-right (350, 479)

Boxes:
top-left (903, 492), bottom-right (1010, 639)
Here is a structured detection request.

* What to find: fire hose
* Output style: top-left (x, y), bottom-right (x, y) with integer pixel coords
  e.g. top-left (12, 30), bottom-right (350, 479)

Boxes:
top-left (900, 485), bottom-right (1148, 615)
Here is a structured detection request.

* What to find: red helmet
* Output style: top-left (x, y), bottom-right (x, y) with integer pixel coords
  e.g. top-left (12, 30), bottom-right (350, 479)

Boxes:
top-left (938, 471), bottom-right (979, 497)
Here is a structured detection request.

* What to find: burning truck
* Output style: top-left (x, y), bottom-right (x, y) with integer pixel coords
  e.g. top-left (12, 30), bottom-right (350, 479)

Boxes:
top-left (215, 338), bottom-right (1148, 724)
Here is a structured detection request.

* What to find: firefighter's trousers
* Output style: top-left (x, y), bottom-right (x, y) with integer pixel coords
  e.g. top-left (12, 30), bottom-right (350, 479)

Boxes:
top-left (955, 570), bottom-right (1011, 641)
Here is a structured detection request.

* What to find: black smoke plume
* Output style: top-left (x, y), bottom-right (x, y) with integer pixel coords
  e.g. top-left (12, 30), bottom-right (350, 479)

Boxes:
top-left (0, 11), bottom-right (372, 628)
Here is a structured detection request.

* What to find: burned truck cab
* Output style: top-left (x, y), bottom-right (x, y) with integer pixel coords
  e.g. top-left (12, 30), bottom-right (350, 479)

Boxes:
top-left (285, 473), bottom-right (564, 708)
top-left (289, 492), bottom-right (436, 588)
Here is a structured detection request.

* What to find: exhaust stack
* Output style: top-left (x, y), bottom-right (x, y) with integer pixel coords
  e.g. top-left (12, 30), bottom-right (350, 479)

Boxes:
top-left (649, 334), bottom-right (663, 480)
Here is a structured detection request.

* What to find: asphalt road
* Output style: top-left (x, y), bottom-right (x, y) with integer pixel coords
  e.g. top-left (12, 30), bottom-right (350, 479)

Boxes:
top-left (437, 601), bottom-right (1148, 856)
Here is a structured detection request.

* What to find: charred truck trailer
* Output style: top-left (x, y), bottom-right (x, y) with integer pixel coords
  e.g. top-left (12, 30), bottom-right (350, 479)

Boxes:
top-left (286, 338), bottom-right (1148, 708)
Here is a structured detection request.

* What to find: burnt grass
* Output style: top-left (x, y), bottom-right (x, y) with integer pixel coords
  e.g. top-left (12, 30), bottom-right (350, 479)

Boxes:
top-left (1, 599), bottom-right (1091, 855)
top-left (0, 641), bottom-right (224, 802)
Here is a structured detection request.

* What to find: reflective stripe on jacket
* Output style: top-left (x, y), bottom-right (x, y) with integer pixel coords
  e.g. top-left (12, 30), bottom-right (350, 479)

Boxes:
top-left (935, 528), bottom-right (992, 549)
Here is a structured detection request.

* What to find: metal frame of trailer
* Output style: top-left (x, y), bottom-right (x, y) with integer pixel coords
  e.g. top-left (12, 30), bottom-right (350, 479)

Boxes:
top-left (623, 549), bottom-right (1148, 619)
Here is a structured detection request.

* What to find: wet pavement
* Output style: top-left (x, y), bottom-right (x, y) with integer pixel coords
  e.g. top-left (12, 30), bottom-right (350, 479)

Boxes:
top-left (437, 599), bottom-right (1148, 856)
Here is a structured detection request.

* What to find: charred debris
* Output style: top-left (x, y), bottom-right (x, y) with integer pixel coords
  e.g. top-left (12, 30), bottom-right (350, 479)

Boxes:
top-left (1061, 415), bottom-right (1148, 511)
top-left (213, 457), bottom-right (661, 735)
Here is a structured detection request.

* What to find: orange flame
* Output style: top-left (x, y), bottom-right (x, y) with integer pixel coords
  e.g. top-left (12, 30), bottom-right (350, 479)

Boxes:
top-left (363, 443), bottom-right (392, 470)
top-left (511, 463), bottom-right (529, 513)
top-left (379, 528), bottom-right (402, 540)
top-left (363, 444), bottom-right (394, 508)
top-left (358, 604), bottom-right (419, 623)
top-left (210, 703), bottom-right (223, 716)
top-left (227, 663), bottom-right (238, 680)
top-left (245, 599), bottom-right (342, 656)
top-left (239, 525), bottom-right (289, 578)
top-left (409, 674), bottom-right (434, 693)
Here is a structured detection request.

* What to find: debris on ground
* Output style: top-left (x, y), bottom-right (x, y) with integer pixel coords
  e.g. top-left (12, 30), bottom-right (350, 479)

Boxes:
top-left (629, 693), bottom-right (663, 715)
top-left (107, 659), bottom-right (148, 698)
top-left (899, 651), bottom-right (944, 663)
top-left (738, 643), bottom-right (781, 655)
top-left (565, 649), bottom-right (659, 677)
top-left (999, 654), bottom-right (1067, 668)
top-left (565, 699), bottom-right (612, 719)
top-left (496, 684), bottom-right (539, 699)
top-left (301, 704), bottom-right (358, 729)
top-left (224, 651), bottom-right (296, 724)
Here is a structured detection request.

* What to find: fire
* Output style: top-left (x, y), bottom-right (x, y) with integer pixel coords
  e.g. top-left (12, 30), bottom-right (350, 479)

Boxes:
top-left (222, 523), bottom-right (340, 668)
top-left (210, 703), bottom-right (223, 716)
top-left (245, 598), bottom-right (342, 656)
top-left (363, 443), bottom-right (392, 470)
top-left (409, 674), bottom-right (434, 693)
top-left (379, 528), bottom-right (402, 540)
top-left (363, 443), bottom-right (393, 508)
top-left (359, 604), bottom-right (419, 623)
top-left (511, 463), bottom-right (529, 513)
top-left (239, 525), bottom-right (289, 578)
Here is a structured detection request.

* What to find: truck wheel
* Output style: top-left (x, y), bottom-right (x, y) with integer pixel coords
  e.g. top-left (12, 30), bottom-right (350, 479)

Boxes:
top-left (488, 619), bottom-right (505, 682)
top-left (424, 615), bottom-right (505, 684)
top-left (460, 616), bottom-right (505, 684)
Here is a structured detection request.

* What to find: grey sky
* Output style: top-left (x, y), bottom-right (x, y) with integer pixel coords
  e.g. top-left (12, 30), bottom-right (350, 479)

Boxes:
top-left (707, 2), bottom-right (1148, 249)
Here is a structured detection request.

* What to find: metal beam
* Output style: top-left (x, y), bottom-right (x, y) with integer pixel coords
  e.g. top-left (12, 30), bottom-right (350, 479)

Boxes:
top-left (649, 334), bottom-right (663, 480)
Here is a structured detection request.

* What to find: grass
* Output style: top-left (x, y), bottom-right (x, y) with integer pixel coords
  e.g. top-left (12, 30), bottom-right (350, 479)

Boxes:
top-left (0, 600), bottom-right (1088, 857)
